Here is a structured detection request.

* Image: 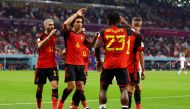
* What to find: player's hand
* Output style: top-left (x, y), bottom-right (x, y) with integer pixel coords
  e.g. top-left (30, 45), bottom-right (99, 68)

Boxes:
top-left (96, 61), bottom-right (103, 72)
top-left (141, 72), bottom-right (145, 80)
top-left (80, 28), bottom-right (86, 33)
top-left (95, 32), bottom-right (100, 37)
top-left (62, 49), bottom-right (66, 56)
top-left (49, 29), bottom-right (57, 36)
top-left (56, 48), bottom-right (62, 56)
top-left (120, 16), bottom-right (127, 25)
top-left (77, 8), bottom-right (87, 16)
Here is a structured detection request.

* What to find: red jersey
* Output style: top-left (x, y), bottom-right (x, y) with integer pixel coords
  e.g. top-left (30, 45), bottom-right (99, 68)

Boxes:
top-left (36, 32), bottom-right (56, 68)
top-left (82, 46), bottom-right (89, 72)
top-left (64, 31), bottom-right (85, 65)
top-left (99, 25), bottom-right (129, 69)
top-left (126, 34), bottom-right (144, 74)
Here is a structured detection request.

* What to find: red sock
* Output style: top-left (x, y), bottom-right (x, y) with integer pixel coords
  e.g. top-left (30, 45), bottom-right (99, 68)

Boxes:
top-left (52, 98), bottom-right (58, 109)
top-left (36, 99), bottom-right (42, 109)
top-left (136, 103), bottom-right (141, 109)
top-left (82, 101), bottom-right (87, 108)
top-left (58, 99), bottom-right (64, 109)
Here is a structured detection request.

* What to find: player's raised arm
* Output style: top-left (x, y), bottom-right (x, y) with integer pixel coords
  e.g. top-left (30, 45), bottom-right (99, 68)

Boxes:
top-left (37, 29), bottom-right (57, 48)
top-left (94, 32), bottom-right (103, 72)
top-left (84, 32), bottom-right (99, 49)
top-left (37, 19), bottom-right (56, 48)
top-left (62, 8), bottom-right (87, 32)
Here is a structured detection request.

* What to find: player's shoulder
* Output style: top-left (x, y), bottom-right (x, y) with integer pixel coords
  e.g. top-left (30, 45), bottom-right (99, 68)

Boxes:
top-left (37, 32), bottom-right (46, 38)
top-left (100, 26), bottom-right (110, 32)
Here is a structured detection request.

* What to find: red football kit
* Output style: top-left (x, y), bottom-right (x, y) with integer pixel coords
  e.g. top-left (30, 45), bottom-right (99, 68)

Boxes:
top-left (36, 32), bottom-right (56, 68)
top-left (99, 25), bottom-right (129, 69)
top-left (126, 34), bottom-right (144, 74)
top-left (64, 31), bottom-right (85, 65)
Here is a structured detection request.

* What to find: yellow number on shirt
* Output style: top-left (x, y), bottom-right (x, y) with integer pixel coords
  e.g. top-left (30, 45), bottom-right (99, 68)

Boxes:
top-left (53, 70), bottom-right (57, 76)
top-left (83, 51), bottom-right (87, 57)
top-left (105, 35), bottom-right (125, 51)
top-left (116, 35), bottom-right (125, 51)
top-left (126, 39), bottom-right (131, 54)
top-left (49, 46), bottom-right (54, 52)
top-left (106, 35), bottom-right (115, 51)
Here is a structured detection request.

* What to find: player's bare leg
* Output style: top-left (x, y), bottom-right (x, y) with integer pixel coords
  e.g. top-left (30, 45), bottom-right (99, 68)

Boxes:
top-left (58, 81), bottom-right (75, 109)
top-left (70, 85), bottom-right (89, 109)
top-left (99, 83), bottom-right (109, 109)
top-left (36, 84), bottom-right (44, 109)
top-left (51, 80), bottom-right (58, 109)
top-left (178, 68), bottom-right (182, 75)
top-left (184, 68), bottom-right (187, 75)
top-left (120, 86), bottom-right (129, 109)
top-left (72, 81), bottom-right (85, 109)
top-left (128, 84), bottom-right (135, 109)
top-left (134, 84), bottom-right (142, 109)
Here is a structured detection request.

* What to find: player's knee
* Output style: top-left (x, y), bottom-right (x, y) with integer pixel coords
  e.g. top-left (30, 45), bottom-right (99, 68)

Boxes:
top-left (135, 84), bottom-right (142, 92)
top-left (128, 85), bottom-right (135, 93)
top-left (76, 82), bottom-right (84, 90)
top-left (52, 83), bottom-right (58, 89)
top-left (51, 80), bottom-right (58, 89)
top-left (68, 84), bottom-right (75, 91)
top-left (37, 84), bottom-right (44, 91)
top-left (100, 83), bottom-right (109, 90)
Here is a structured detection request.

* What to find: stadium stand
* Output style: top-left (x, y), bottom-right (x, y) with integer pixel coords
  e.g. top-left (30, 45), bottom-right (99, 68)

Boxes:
top-left (0, 0), bottom-right (190, 70)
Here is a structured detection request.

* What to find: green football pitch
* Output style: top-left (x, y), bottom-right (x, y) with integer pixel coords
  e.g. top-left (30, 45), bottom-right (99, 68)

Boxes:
top-left (0, 70), bottom-right (190, 109)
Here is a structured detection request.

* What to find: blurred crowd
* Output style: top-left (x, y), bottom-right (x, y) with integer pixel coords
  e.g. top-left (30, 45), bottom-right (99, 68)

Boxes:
top-left (0, 0), bottom-right (190, 58)
top-left (0, 0), bottom-right (189, 30)
top-left (144, 35), bottom-right (190, 57)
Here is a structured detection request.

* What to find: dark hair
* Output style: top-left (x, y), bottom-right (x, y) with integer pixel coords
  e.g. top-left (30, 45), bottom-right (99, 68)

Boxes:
top-left (71, 16), bottom-right (84, 27)
top-left (107, 11), bottom-right (120, 25)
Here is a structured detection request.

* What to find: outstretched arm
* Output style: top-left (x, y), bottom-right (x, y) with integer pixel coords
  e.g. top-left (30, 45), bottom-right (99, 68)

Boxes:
top-left (94, 37), bottom-right (103, 72)
top-left (84, 32), bottom-right (99, 49)
top-left (62, 8), bottom-right (87, 32)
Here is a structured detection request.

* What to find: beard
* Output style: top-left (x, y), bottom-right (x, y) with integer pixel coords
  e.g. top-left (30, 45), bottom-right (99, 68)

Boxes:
top-left (47, 27), bottom-right (53, 33)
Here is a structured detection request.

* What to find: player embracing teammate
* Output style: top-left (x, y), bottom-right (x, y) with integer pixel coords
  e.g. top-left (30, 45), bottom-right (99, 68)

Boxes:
top-left (125, 17), bottom-right (145, 109)
top-left (34, 9), bottom-right (145, 109)
top-left (94, 12), bottom-right (145, 109)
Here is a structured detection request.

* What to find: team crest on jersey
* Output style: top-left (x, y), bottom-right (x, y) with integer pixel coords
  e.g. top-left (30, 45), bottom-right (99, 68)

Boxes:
top-left (76, 42), bottom-right (80, 48)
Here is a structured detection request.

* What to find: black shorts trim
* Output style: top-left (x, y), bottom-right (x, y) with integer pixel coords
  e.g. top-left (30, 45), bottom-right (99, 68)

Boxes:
top-left (100, 68), bottom-right (129, 85)
top-left (34, 67), bottom-right (58, 84)
top-left (129, 72), bottom-right (140, 84)
top-left (64, 64), bottom-right (86, 82)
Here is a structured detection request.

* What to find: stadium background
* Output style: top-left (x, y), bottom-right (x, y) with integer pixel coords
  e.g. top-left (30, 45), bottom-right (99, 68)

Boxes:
top-left (0, 0), bottom-right (190, 109)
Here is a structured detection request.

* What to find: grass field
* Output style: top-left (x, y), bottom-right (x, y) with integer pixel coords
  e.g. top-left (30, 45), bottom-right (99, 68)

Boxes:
top-left (0, 70), bottom-right (190, 109)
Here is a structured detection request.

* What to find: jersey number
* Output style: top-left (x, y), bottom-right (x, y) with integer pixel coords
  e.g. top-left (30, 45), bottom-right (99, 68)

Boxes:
top-left (83, 51), bottom-right (87, 57)
top-left (106, 35), bottom-right (125, 51)
top-left (49, 46), bottom-right (54, 52)
top-left (126, 39), bottom-right (131, 54)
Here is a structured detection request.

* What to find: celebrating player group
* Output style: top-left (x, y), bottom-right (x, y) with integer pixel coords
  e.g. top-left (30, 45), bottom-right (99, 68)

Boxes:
top-left (34, 8), bottom-right (145, 109)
